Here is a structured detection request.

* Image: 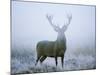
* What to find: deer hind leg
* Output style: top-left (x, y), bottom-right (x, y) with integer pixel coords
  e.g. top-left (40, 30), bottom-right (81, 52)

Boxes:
top-left (35, 55), bottom-right (41, 66)
top-left (40, 56), bottom-right (47, 63)
top-left (61, 55), bottom-right (64, 68)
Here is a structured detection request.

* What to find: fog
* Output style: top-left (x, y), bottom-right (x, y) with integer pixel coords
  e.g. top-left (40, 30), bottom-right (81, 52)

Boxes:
top-left (12, 1), bottom-right (95, 52)
top-left (11, 1), bottom-right (96, 74)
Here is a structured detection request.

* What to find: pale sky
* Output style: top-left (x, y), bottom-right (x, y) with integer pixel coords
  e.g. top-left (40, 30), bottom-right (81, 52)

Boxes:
top-left (12, 1), bottom-right (96, 51)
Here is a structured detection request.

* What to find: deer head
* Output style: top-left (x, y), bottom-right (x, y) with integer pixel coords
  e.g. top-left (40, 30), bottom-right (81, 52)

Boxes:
top-left (46, 14), bottom-right (72, 32)
top-left (46, 14), bottom-right (72, 41)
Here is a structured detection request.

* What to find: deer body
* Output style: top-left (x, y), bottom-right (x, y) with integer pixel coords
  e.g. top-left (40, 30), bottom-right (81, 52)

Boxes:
top-left (35, 14), bottom-right (72, 67)
top-left (37, 34), bottom-right (66, 57)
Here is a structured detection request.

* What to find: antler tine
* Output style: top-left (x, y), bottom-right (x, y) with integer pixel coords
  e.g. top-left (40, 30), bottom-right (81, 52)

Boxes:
top-left (46, 14), bottom-right (59, 28)
top-left (61, 13), bottom-right (72, 32)
top-left (67, 13), bottom-right (72, 25)
top-left (46, 14), bottom-right (53, 25)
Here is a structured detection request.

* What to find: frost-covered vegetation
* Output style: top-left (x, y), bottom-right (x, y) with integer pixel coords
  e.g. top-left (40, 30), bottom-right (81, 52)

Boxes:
top-left (11, 47), bottom-right (96, 75)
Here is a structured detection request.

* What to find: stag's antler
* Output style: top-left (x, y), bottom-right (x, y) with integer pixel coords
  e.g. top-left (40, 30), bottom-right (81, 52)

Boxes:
top-left (46, 14), bottom-right (60, 32)
top-left (62, 13), bottom-right (72, 31)
top-left (46, 15), bottom-right (53, 25)
top-left (66, 14), bottom-right (72, 25)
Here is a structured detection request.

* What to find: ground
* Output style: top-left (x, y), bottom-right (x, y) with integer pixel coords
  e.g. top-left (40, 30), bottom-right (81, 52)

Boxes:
top-left (11, 48), bottom-right (96, 75)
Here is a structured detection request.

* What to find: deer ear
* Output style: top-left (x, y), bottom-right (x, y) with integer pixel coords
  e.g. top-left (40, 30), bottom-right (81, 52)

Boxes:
top-left (61, 25), bottom-right (68, 32)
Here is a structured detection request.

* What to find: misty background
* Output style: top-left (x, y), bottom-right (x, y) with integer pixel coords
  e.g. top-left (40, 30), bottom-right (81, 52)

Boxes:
top-left (12, 1), bottom-right (95, 53)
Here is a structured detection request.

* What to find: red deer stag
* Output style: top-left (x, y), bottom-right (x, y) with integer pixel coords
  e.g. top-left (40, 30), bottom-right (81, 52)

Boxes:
top-left (35, 14), bottom-right (72, 67)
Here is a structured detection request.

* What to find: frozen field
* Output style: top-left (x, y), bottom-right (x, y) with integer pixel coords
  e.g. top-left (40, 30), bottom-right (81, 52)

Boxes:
top-left (11, 48), bottom-right (96, 75)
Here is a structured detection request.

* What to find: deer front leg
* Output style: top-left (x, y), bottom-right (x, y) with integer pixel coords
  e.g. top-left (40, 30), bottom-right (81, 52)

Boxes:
top-left (61, 55), bottom-right (64, 68)
top-left (55, 56), bottom-right (58, 66)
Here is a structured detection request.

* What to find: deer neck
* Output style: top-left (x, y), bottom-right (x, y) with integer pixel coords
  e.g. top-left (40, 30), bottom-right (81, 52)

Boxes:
top-left (56, 33), bottom-right (66, 49)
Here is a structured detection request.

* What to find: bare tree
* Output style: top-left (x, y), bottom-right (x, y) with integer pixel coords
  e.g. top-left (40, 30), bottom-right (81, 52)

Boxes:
top-left (35, 13), bottom-right (72, 67)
